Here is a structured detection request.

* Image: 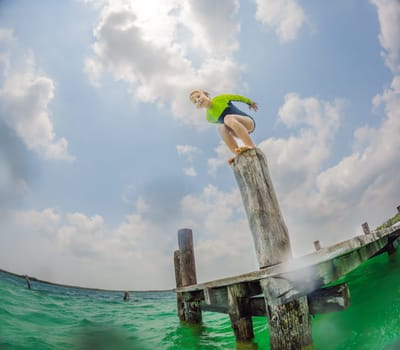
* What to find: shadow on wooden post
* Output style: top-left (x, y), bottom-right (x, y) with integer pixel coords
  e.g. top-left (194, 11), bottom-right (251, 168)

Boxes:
top-left (231, 148), bottom-right (313, 350)
top-left (228, 283), bottom-right (254, 342)
top-left (174, 228), bottom-right (202, 324)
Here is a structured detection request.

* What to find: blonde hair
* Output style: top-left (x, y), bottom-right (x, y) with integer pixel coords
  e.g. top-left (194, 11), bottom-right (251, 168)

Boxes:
top-left (189, 89), bottom-right (210, 100)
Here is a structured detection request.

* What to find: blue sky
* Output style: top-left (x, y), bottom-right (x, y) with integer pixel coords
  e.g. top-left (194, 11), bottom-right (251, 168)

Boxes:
top-left (0, 0), bottom-right (399, 290)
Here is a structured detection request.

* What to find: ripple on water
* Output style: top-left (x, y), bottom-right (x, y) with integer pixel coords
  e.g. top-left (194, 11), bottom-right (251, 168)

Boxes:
top-left (2, 255), bottom-right (400, 350)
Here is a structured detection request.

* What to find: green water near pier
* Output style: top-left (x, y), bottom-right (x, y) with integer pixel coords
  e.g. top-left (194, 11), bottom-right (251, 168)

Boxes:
top-left (1, 252), bottom-right (399, 349)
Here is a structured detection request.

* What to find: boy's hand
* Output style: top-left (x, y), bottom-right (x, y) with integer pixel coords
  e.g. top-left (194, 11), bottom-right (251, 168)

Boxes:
top-left (249, 102), bottom-right (258, 112)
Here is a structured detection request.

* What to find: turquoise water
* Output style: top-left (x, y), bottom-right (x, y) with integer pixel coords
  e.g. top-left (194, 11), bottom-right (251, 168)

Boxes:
top-left (1, 252), bottom-right (399, 349)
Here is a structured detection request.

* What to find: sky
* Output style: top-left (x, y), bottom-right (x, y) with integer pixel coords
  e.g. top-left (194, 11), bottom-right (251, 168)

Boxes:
top-left (0, 0), bottom-right (399, 291)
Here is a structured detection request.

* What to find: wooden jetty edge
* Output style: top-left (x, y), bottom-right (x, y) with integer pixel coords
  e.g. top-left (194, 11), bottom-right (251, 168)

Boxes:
top-left (173, 148), bottom-right (400, 349)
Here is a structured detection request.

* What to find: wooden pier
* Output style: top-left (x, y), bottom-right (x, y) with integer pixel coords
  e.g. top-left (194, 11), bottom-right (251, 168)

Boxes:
top-left (173, 148), bottom-right (400, 349)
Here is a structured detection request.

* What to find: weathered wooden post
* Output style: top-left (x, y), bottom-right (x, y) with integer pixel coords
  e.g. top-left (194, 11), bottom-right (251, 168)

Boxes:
top-left (313, 240), bottom-right (321, 251)
top-left (231, 148), bottom-right (312, 349)
top-left (174, 228), bottom-right (202, 324)
top-left (174, 250), bottom-right (185, 321)
top-left (362, 222), bottom-right (371, 235)
top-left (227, 283), bottom-right (254, 342)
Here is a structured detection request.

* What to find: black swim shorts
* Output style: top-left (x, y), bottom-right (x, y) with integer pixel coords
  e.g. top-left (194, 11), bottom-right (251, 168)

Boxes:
top-left (217, 102), bottom-right (256, 133)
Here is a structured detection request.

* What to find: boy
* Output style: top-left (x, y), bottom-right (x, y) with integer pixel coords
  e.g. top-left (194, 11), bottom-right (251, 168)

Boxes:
top-left (189, 90), bottom-right (258, 163)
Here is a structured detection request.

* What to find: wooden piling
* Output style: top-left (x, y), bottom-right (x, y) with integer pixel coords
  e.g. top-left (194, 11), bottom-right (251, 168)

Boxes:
top-left (231, 148), bottom-right (312, 349)
top-left (313, 240), bottom-right (321, 251)
top-left (266, 296), bottom-right (313, 350)
top-left (387, 235), bottom-right (399, 258)
top-left (174, 219), bottom-right (400, 349)
top-left (362, 222), bottom-right (371, 235)
top-left (227, 283), bottom-right (254, 342)
top-left (231, 148), bottom-right (292, 267)
top-left (178, 228), bottom-right (197, 286)
top-left (174, 250), bottom-right (185, 321)
top-left (174, 228), bottom-right (202, 324)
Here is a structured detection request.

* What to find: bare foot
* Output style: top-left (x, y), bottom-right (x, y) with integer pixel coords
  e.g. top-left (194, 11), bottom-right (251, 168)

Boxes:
top-left (234, 146), bottom-right (253, 154)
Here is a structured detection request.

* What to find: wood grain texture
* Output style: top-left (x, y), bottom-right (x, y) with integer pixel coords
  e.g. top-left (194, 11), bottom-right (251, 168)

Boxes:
top-left (231, 148), bottom-right (292, 267)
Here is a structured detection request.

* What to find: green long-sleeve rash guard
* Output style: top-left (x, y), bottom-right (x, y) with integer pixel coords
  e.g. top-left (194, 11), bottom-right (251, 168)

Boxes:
top-left (206, 94), bottom-right (253, 123)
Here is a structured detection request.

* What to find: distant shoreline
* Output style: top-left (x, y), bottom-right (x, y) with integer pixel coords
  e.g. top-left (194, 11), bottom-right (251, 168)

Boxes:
top-left (0, 268), bottom-right (172, 293)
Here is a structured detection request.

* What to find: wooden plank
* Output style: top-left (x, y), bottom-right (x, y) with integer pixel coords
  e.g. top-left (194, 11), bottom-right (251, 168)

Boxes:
top-left (175, 227), bottom-right (400, 294)
top-left (264, 236), bottom-right (391, 305)
top-left (201, 303), bottom-right (228, 314)
top-left (204, 283), bottom-right (350, 317)
top-left (307, 283), bottom-right (350, 315)
top-left (201, 282), bottom-right (262, 314)
top-left (203, 287), bottom-right (228, 308)
top-left (241, 284), bottom-right (350, 318)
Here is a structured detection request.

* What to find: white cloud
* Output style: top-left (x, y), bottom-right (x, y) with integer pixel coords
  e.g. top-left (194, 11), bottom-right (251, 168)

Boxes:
top-left (180, 185), bottom-right (256, 281)
top-left (135, 196), bottom-right (150, 213)
top-left (370, 0), bottom-right (400, 74)
top-left (78, 0), bottom-right (107, 9)
top-left (305, 0), bottom-right (400, 228)
top-left (10, 208), bottom-right (61, 234)
top-left (83, 57), bottom-right (103, 87)
top-left (251, 94), bottom-right (344, 199)
top-left (315, 76), bottom-right (400, 212)
top-left (266, 94), bottom-right (343, 179)
top-left (176, 144), bottom-right (200, 161)
top-left (0, 31), bottom-right (74, 161)
top-left (0, 28), bottom-right (13, 41)
top-left (84, 0), bottom-right (244, 125)
top-left (254, 0), bottom-right (306, 42)
top-left (0, 180), bottom-right (258, 289)
top-left (256, 7), bottom-right (400, 254)
top-left (248, 0), bottom-right (400, 256)
top-left (180, 0), bottom-right (240, 56)
top-left (254, 94), bottom-right (348, 251)
top-left (0, 208), bottom-right (173, 289)
top-left (208, 141), bottom-right (233, 175)
top-left (177, 144), bottom-right (200, 176)
top-left (183, 167), bottom-right (197, 177)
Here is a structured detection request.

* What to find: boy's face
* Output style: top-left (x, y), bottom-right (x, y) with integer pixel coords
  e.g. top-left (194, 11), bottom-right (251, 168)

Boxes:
top-left (190, 90), bottom-right (210, 109)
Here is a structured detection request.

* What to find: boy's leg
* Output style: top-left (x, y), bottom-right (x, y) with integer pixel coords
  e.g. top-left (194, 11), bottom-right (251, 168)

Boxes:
top-left (218, 124), bottom-right (238, 154)
top-left (223, 115), bottom-right (255, 149)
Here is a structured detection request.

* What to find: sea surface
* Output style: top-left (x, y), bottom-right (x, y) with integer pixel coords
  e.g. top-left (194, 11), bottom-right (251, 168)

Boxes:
top-left (1, 252), bottom-right (400, 350)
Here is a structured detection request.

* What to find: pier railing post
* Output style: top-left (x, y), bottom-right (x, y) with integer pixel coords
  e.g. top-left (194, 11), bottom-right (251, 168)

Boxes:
top-left (174, 228), bottom-right (202, 324)
top-left (362, 222), bottom-right (371, 235)
top-left (231, 148), bottom-right (312, 349)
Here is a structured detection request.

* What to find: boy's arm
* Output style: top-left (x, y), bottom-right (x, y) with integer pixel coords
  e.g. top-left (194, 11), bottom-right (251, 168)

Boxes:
top-left (223, 94), bottom-right (253, 105)
top-left (222, 94), bottom-right (258, 111)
